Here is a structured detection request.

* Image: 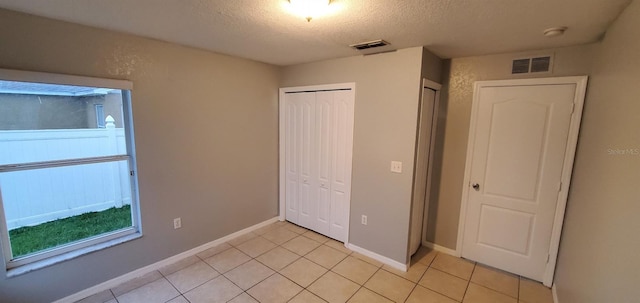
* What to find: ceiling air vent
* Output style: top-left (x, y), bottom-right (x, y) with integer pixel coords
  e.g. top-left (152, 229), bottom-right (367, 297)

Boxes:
top-left (350, 40), bottom-right (395, 55)
top-left (511, 55), bottom-right (553, 74)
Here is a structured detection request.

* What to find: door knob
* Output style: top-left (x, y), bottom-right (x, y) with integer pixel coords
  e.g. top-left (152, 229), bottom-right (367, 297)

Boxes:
top-left (472, 183), bottom-right (480, 191)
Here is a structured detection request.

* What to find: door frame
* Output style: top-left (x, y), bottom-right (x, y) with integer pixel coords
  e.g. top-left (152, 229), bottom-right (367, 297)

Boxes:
top-left (416, 79), bottom-right (442, 249)
top-left (456, 76), bottom-right (588, 286)
top-left (278, 82), bottom-right (356, 245)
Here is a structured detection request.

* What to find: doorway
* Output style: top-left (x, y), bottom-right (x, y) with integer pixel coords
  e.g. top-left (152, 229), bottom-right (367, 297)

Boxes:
top-left (278, 83), bottom-right (356, 243)
top-left (409, 79), bottom-right (441, 256)
top-left (457, 76), bottom-right (588, 286)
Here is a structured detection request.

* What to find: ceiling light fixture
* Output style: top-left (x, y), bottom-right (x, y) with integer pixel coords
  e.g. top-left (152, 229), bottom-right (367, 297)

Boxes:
top-left (543, 27), bottom-right (568, 37)
top-left (288, 0), bottom-right (331, 22)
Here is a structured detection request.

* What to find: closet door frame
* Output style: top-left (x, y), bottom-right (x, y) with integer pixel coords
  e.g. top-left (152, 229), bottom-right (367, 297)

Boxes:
top-left (279, 82), bottom-right (356, 244)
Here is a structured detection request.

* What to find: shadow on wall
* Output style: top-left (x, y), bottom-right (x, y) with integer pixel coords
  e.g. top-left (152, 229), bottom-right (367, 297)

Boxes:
top-left (425, 59), bottom-right (451, 244)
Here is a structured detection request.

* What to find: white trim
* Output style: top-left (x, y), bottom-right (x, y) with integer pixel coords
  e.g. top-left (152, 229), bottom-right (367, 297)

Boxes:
top-left (543, 76), bottom-right (588, 287)
top-left (552, 283), bottom-right (560, 303)
top-left (346, 243), bottom-right (408, 272)
top-left (278, 82), bottom-right (356, 244)
top-left (423, 78), bottom-right (442, 91)
top-left (53, 217), bottom-right (279, 303)
top-left (455, 79), bottom-right (484, 256)
top-left (278, 89), bottom-right (286, 222)
top-left (8, 232), bottom-right (141, 277)
top-left (0, 68), bottom-right (132, 90)
top-left (456, 76), bottom-right (588, 287)
top-left (423, 241), bottom-right (460, 257)
top-left (0, 83), bottom-right (141, 271)
top-left (280, 82), bottom-right (355, 93)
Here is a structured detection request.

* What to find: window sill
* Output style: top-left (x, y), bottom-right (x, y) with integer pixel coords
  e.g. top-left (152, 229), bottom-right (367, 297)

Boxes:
top-left (6, 232), bottom-right (142, 278)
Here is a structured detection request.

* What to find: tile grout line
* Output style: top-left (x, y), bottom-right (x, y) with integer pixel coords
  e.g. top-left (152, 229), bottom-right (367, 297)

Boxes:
top-left (247, 230), bottom-right (338, 302)
top-left (518, 275), bottom-right (521, 301)
top-left (358, 267), bottom-right (401, 303)
top-left (155, 261), bottom-right (201, 299)
top-left (108, 289), bottom-right (119, 303)
top-left (461, 261), bottom-right (477, 302)
top-left (411, 252), bottom-right (469, 302)
top-left (402, 253), bottom-right (436, 303)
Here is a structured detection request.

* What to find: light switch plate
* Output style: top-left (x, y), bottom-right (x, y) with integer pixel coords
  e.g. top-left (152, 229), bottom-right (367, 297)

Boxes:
top-left (391, 161), bottom-right (402, 173)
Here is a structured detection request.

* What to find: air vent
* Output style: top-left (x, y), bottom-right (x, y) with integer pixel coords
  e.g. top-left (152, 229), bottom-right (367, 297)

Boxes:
top-left (350, 40), bottom-right (395, 55)
top-left (511, 55), bottom-right (553, 74)
top-left (531, 56), bottom-right (551, 73)
top-left (350, 39), bottom-right (390, 50)
top-left (512, 59), bottom-right (530, 74)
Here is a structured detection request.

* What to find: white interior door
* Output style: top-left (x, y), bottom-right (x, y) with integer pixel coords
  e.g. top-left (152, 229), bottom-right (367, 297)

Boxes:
top-left (409, 87), bottom-right (437, 255)
top-left (460, 77), bottom-right (586, 284)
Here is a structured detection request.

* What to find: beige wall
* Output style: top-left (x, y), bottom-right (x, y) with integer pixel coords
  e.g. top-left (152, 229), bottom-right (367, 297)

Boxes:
top-left (422, 47), bottom-right (443, 83)
top-left (281, 47), bottom-right (441, 263)
top-left (0, 9), bottom-right (280, 302)
top-left (555, 1), bottom-right (640, 302)
top-left (429, 44), bottom-right (596, 248)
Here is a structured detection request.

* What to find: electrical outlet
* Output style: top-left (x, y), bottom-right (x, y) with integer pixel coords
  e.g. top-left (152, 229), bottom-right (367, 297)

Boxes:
top-left (361, 215), bottom-right (367, 225)
top-left (391, 161), bottom-right (402, 173)
top-left (173, 217), bottom-right (182, 229)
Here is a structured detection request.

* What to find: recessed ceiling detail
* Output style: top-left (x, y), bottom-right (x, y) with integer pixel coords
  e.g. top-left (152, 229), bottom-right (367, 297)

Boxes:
top-left (0, 0), bottom-right (631, 66)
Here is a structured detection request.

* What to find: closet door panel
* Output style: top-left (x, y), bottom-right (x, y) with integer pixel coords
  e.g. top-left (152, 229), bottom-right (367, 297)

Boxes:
top-left (314, 92), bottom-right (333, 235)
top-left (284, 97), bottom-right (300, 223)
top-left (329, 90), bottom-right (355, 242)
top-left (283, 87), bottom-right (353, 244)
top-left (297, 93), bottom-right (316, 230)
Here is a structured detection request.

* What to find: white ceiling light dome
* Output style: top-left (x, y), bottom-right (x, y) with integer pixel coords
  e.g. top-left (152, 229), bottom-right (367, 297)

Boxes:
top-left (289, 0), bottom-right (331, 22)
top-left (543, 27), bottom-right (568, 37)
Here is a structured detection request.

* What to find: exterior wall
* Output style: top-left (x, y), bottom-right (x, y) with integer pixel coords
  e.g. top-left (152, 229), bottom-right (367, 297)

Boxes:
top-left (84, 92), bottom-right (124, 129)
top-left (0, 92), bottom-right (123, 130)
top-left (0, 94), bottom-right (90, 130)
top-left (429, 44), bottom-right (596, 249)
top-left (281, 47), bottom-right (434, 263)
top-left (554, 1), bottom-right (640, 302)
top-left (0, 8), bottom-right (280, 302)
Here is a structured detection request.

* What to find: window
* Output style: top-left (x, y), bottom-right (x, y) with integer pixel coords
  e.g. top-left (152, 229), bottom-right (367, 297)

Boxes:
top-left (95, 104), bottom-right (106, 128)
top-left (0, 69), bottom-right (140, 272)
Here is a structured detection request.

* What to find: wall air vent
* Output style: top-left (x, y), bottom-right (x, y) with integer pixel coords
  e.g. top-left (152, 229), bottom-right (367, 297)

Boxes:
top-left (511, 55), bottom-right (554, 74)
top-left (350, 39), bottom-right (395, 55)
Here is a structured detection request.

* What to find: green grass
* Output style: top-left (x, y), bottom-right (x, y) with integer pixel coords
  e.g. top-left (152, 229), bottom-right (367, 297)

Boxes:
top-left (9, 205), bottom-right (132, 258)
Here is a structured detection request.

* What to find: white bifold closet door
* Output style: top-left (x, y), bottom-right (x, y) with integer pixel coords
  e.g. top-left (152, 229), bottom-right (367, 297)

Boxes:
top-left (283, 89), bottom-right (354, 242)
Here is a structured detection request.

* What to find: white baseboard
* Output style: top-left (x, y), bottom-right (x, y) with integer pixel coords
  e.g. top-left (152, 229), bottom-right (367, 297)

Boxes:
top-left (54, 217), bottom-right (280, 303)
top-left (422, 241), bottom-right (460, 257)
top-left (345, 243), bottom-right (408, 272)
top-left (552, 283), bottom-right (559, 303)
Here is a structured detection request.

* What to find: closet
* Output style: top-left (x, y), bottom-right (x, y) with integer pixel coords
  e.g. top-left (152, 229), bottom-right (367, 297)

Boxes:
top-left (279, 84), bottom-right (355, 243)
top-left (408, 80), bottom-right (441, 256)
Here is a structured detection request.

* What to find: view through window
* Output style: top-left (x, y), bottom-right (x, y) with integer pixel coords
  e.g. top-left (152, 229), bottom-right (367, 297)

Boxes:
top-left (0, 76), bottom-right (140, 267)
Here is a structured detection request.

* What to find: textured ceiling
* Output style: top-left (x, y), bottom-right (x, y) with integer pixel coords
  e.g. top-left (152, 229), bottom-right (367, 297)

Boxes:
top-left (0, 0), bottom-right (631, 66)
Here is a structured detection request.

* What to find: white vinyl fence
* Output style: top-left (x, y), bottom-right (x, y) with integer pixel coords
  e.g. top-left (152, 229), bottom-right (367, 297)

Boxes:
top-left (0, 118), bottom-right (131, 229)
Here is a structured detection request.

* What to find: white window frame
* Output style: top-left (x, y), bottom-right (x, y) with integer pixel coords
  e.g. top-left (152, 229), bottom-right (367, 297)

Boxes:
top-left (96, 104), bottom-right (106, 128)
top-left (0, 68), bottom-right (142, 275)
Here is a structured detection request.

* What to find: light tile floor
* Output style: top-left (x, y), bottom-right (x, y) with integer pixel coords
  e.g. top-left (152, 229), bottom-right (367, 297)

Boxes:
top-left (75, 221), bottom-right (554, 303)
